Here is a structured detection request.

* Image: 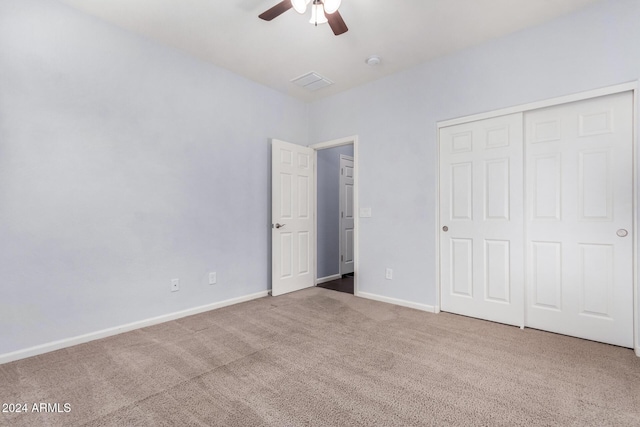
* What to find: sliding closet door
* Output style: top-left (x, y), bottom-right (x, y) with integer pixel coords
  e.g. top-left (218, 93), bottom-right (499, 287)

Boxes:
top-left (525, 92), bottom-right (634, 347)
top-left (440, 113), bottom-right (524, 326)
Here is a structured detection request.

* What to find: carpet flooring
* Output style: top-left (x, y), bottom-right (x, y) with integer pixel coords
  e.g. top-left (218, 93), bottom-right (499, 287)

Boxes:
top-left (1, 287), bottom-right (639, 426)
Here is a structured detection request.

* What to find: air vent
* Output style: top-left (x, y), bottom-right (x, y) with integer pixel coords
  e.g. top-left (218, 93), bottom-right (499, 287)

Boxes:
top-left (291, 71), bottom-right (333, 91)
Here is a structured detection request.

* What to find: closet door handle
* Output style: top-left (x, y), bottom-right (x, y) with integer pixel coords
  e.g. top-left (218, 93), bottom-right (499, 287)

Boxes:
top-left (616, 229), bottom-right (628, 237)
top-left (442, 226), bottom-right (449, 232)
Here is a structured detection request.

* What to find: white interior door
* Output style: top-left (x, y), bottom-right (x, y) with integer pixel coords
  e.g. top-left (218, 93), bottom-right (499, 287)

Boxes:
top-left (525, 91), bottom-right (634, 347)
top-left (271, 139), bottom-right (315, 296)
top-left (339, 155), bottom-right (354, 275)
top-left (439, 113), bottom-right (524, 326)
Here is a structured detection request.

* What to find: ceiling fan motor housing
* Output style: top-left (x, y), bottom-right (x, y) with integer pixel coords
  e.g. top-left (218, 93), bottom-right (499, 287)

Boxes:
top-left (259, 0), bottom-right (348, 36)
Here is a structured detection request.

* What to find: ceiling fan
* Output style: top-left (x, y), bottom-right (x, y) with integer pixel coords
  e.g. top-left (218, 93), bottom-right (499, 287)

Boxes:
top-left (259, 0), bottom-right (348, 36)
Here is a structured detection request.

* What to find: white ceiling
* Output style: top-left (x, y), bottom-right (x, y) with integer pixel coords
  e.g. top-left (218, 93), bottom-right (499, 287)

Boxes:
top-left (57, 0), bottom-right (602, 102)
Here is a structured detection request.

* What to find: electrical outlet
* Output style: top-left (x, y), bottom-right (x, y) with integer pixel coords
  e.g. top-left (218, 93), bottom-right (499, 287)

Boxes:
top-left (170, 278), bottom-right (180, 292)
top-left (385, 268), bottom-right (393, 280)
top-left (209, 272), bottom-right (217, 285)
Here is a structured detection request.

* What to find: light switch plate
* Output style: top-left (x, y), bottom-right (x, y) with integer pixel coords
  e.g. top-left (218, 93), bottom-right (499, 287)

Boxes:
top-left (360, 207), bottom-right (372, 218)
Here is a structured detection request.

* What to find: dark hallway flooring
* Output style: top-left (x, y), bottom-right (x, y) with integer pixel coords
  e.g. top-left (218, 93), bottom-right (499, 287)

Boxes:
top-left (317, 274), bottom-right (354, 294)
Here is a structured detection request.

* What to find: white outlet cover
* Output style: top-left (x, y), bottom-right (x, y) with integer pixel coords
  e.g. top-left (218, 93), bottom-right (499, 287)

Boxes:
top-left (171, 278), bottom-right (180, 292)
top-left (385, 268), bottom-right (393, 280)
top-left (209, 272), bottom-right (217, 285)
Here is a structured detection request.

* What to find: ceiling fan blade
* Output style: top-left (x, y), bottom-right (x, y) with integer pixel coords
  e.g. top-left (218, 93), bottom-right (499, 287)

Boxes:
top-left (259, 0), bottom-right (293, 21)
top-left (326, 10), bottom-right (348, 35)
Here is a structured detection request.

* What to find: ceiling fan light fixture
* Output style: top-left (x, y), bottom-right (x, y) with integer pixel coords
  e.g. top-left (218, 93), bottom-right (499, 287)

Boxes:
top-left (258, 0), bottom-right (347, 35)
top-left (309, 3), bottom-right (328, 25)
top-left (291, 0), bottom-right (310, 14)
top-left (322, 0), bottom-right (341, 14)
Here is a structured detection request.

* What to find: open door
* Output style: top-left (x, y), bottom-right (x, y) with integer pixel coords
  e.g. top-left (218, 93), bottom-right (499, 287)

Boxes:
top-left (339, 155), bottom-right (354, 275)
top-left (271, 139), bottom-right (316, 296)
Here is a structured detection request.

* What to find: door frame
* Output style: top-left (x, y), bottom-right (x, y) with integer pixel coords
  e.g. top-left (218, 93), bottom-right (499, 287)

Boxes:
top-left (435, 81), bottom-right (639, 356)
top-left (310, 135), bottom-right (359, 295)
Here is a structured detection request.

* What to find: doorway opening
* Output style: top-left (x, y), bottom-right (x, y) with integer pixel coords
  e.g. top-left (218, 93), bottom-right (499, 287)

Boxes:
top-left (311, 136), bottom-right (358, 295)
top-left (318, 273), bottom-right (354, 294)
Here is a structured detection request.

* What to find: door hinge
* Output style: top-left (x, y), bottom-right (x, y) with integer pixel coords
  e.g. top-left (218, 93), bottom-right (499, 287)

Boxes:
top-left (341, 168), bottom-right (344, 175)
top-left (341, 255), bottom-right (344, 262)
top-left (341, 211), bottom-right (344, 218)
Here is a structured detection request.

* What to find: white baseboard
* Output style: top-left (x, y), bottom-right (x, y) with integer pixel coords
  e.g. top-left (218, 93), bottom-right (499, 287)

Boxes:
top-left (636, 346), bottom-right (640, 358)
top-left (0, 290), bottom-right (269, 365)
top-left (316, 274), bottom-right (341, 285)
top-left (357, 291), bottom-right (438, 313)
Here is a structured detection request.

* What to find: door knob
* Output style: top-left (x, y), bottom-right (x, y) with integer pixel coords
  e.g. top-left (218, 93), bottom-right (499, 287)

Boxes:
top-left (616, 229), bottom-right (628, 237)
top-left (275, 223), bottom-right (286, 229)
top-left (442, 226), bottom-right (448, 232)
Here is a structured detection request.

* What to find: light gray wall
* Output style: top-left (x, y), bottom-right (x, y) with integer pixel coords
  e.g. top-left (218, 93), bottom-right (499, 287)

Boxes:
top-left (308, 0), bottom-right (640, 321)
top-left (0, 0), bottom-right (307, 355)
top-left (317, 145), bottom-right (354, 279)
top-left (3, 0), bottom-right (640, 357)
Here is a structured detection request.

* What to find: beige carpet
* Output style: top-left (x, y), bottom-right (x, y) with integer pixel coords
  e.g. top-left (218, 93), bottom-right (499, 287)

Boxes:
top-left (1, 287), bottom-right (639, 426)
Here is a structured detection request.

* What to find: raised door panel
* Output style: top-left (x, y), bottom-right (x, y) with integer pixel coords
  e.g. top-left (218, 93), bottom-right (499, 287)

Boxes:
top-left (484, 159), bottom-right (510, 220)
top-left (450, 162), bottom-right (473, 221)
top-left (530, 241), bottom-right (562, 310)
top-left (344, 229), bottom-right (354, 264)
top-left (345, 183), bottom-right (354, 219)
top-left (297, 175), bottom-right (310, 219)
top-left (297, 231), bottom-right (310, 275)
top-left (451, 131), bottom-right (473, 153)
top-left (485, 126), bottom-right (510, 149)
top-left (578, 150), bottom-right (612, 221)
top-left (579, 244), bottom-right (613, 318)
top-left (295, 157), bottom-right (312, 279)
top-left (279, 172), bottom-right (293, 219)
top-left (531, 154), bottom-right (561, 221)
top-left (484, 240), bottom-right (510, 303)
top-left (279, 232), bottom-right (293, 279)
top-left (450, 238), bottom-right (473, 297)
